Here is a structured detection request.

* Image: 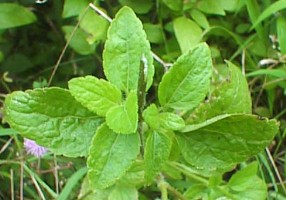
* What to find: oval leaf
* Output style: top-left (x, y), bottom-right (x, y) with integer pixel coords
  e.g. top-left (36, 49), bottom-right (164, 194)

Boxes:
top-left (88, 123), bottom-right (140, 189)
top-left (68, 76), bottom-right (122, 116)
top-left (173, 17), bottom-right (203, 53)
top-left (187, 61), bottom-right (252, 124)
top-left (106, 90), bottom-right (138, 134)
top-left (0, 3), bottom-right (36, 29)
top-left (159, 112), bottom-right (185, 131)
top-left (103, 6), bottom-right (154, 92)
top-left (144, 130), bottom-right (172, 183)
top-left (4, 88), bottom-right (102, 157)
top-left (177, 114), bottom-right (279, 173)
top-left (158, 43), bottom-right (212, 110)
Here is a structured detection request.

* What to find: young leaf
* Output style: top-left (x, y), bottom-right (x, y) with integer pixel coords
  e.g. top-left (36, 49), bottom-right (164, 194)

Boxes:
top-left (228, 162), bottom-right (267, 200)
top-left (177, 114), bottom-right (278, 174)
top-left (159, 112), bottom-right (185, 131)
top-left (144, 130), bottom-right (172, 182)
top-left (0, 3), bottom-right (37, 29)
top-left (88, 123), bottom-right (140, 189)
top-left (143, 104), bottom-right (160, 130)
top-left (103, 6), bottom-right (154, 92)
top-left (143, 104), bottom-right (185, 131)
top-left (173, 17), bottom-right (203, 53)
top-left (106, 90), bottom-right (138, 134)
top-left (4, 88), bottom-right (102, 157)
top-left (158, 43), bottom-right (212, 111)
top-left (187, 61), bottom-right (252, 124)
top-left (68, 76), bottom-right (122, 116)
top-left (190, 9), bottom-right (210, 29)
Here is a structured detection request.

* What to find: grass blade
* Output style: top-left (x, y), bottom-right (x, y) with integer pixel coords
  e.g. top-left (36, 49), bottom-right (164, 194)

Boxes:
top-left (251, 0), bottom-right (286, 30)
top-left (277, 16), bottom-right (286, 54)
top-left (57, 167), bottom-right (87, 200)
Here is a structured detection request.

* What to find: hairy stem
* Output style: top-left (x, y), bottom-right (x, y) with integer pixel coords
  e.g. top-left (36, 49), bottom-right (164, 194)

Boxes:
top-left (137, 58), bottom-right (147, 156)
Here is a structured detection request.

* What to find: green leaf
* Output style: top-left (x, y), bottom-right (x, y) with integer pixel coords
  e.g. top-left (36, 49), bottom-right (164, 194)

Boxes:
top-left (190, 9), bottom-right (210, 29)
top-left (158, 43), bottom-right (212, 110)
top-left (109, 184), bottom-right (138, 200)
top-left (62, 26), bottom-right (96, 55)
top-left (4, 88), bottom-right (102, 157)
top-left (197, 0), bottom-right (225, 15)
top-left (103, 6), bottom-right (154, 92)
top-left (228, 162), bottom-right (267, 200)
top-left (143, 104), bottom-right (160, 130)
top-left (106, 90), bottom-right (138, 134)
top-left (144, 130), bottom-right (172, 182)
top-left (79, 9), bottom-right (109, 43)
top-left (187, 61), bottom-right (252, 124)
top-left (173, 17), bottom-right (203, 53)
top-left (78, 175), bottom-right (112, 200)
top-left (247, 69), bottom-right (286, 78)
top-left (62, 0), bottom-right (91, 18)
top-left (250, 0), bottom-right (286, 30)
top-left (184, 184), bottom-right (206, 199)
top-left (159, 112), bottom-right (185, 131)
top-left (245, 0), bottom-right (266, 43)
top-left (143, 104), bottom-right (185, 131)
top-left (68, 76), bottom-right (122, 116)
top-left (177, 114), bottom-right (278, 173)
top-left (88, 123), bottom-right (140, 189)
top-left (162, 0), bottom-right (183, 11)
top-left (277, 16), bottom-right (286, 54)
top-left (143, 23), bottom-right (164, 44)
top-left (0, 3), bottom-right (37, 29)
top-left (119, 0), bottom-right (153, 14)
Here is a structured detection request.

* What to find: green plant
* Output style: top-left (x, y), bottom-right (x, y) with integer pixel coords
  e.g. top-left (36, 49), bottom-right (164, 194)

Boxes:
top-left (3, 6), bottom-right (280, 200)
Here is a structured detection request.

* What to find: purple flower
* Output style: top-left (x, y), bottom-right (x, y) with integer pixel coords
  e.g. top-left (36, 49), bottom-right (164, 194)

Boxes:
top-left (24, 138), bottom-right (48, 157)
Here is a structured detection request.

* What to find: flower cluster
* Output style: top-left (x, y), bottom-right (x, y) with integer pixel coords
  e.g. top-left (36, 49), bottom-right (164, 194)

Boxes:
top-left (24, 138), bottom-right (48, 157)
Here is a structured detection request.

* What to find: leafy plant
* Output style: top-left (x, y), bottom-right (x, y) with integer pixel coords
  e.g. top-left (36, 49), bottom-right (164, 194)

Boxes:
top-left (3, 6), bottom-right (280, 200)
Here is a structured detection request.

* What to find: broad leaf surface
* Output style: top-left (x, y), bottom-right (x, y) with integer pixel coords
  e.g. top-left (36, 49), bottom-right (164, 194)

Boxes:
top-left (62, 0), bottom-right (91, 18)
top-left (144, 130), bottom-right (172, 182)
top-left (228, 162), bottom-right (267, 200)
top-left (109, 184), bottom-right (138, 200)
top-left (0, 3), bottom-right (37, 29)
top-left (162, 0), bottom-right (182, 11)
top-left (177, 114), bottom-right (278, 173)
top-left (187, 61), bottom-right (252, 124)
top-left (88, 123), bottom-right (140, 189)
top-left (173, 17), bottom-right (202, 53)
top-left (68, 76), bottom-right (121, 116)
top-left (143, 104), bottom-right (159, 130)
top-left (103, 6), bottom-right (154, 92)
top-left (106, 90), bottom-right (138, 134)
top-left (143, 104), bottom-right (185, 131)
top-left (158, 43), bottom-right (212, 110)
top-left (79, 9), bottom-right (108, 43)
top-left (4, 88), bottom-right (102, 157)
top-left (159, 112), bottom-right (185, 131)
top-left (62, 26), bottom-right (96, 55)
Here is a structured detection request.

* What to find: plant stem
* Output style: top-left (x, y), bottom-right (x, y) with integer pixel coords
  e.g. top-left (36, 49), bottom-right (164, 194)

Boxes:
top-left (137, 57), bottom-right (147, 156)
top-left (157, 173), bottom-right (187, 200)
